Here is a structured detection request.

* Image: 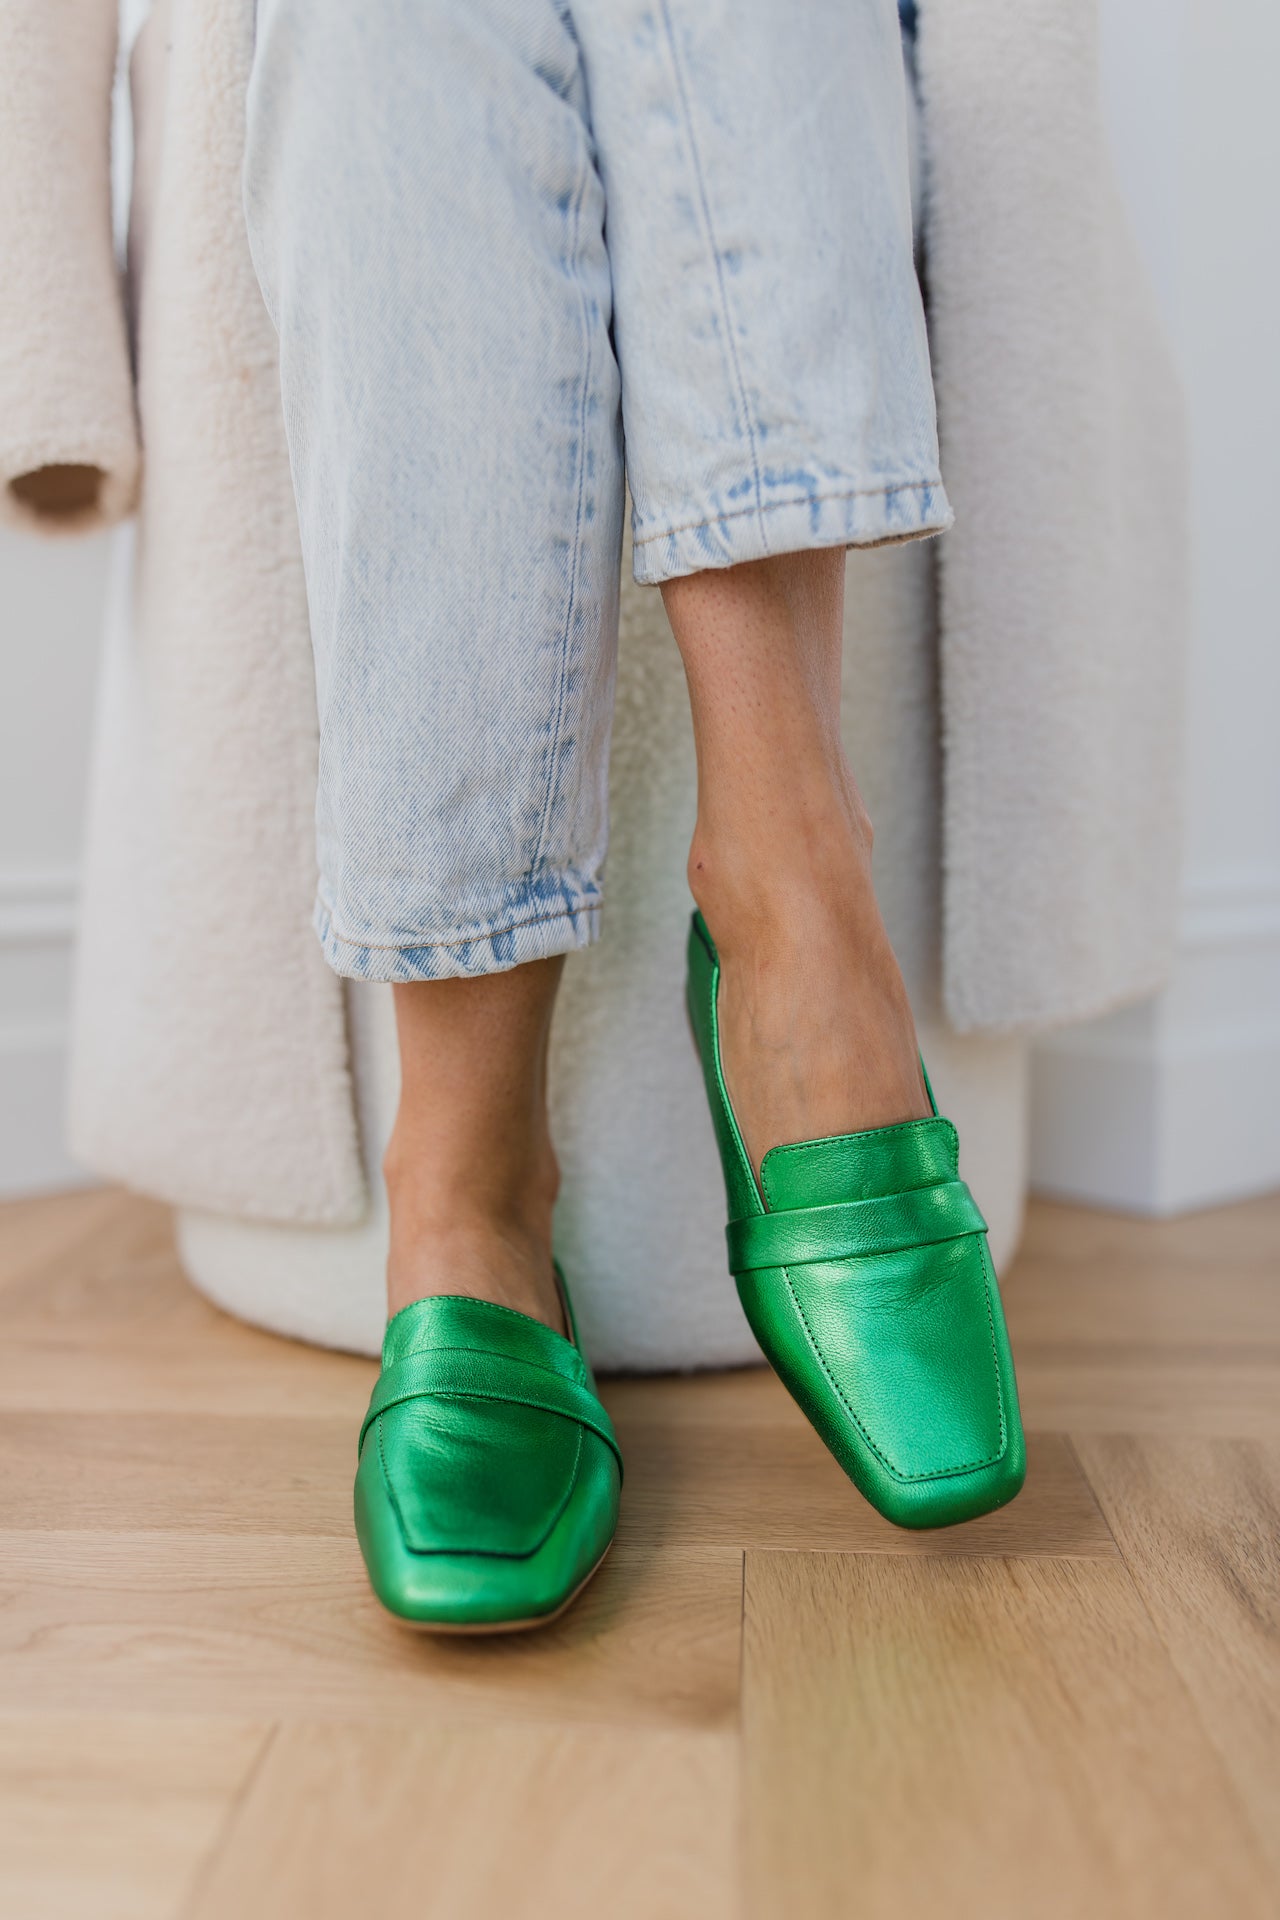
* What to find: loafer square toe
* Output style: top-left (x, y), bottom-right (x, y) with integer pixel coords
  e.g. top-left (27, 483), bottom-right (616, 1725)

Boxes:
top-left (687, 910), bottom-right (1025, 1530)
top-left (355, 1285), bottom-right (621, 1631)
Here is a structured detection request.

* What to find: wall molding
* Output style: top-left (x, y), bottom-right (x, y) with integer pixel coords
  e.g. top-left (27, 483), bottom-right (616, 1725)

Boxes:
top-left (0, 866), bottom-right (85, 1196)
top-left (1179, 871), bottom-right (1280, 951)
top-left (1030, 868), bottom-right (1280, 1215)
top-left (0, 867), bottom-right (80, 947)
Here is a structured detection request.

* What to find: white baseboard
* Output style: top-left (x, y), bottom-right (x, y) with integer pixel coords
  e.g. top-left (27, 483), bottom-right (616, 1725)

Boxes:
top-left (1030, 1019), bottom-right (1280, 1214)
top-left (0, 1022), bottom-right (90, 1198)
top-left (1030, 873), bottom-right (1280, 1215)
top-left (0, 869), bottom-right (91, 1198)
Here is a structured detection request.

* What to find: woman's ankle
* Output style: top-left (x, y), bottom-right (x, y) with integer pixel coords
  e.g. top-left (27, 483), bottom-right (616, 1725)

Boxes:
top-left (381, 1137), bottom-right (564, 1329)
top-left (686, 785), bottom-right (877, 961)
top-left (688, 796), bottom-right (930, 1166)
top-left (382, 1119), bottom-right (560, 1219)
top-left (384, 1210), bottom-right (564, 1330)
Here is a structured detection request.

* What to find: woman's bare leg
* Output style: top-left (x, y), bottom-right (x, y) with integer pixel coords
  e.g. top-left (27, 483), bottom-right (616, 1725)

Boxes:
top-left (383, 545), bottom-right (926, 1329)
top-left (662, 548), bottom-right (930, 1176)
top-left (383, 958), bottom-right (565, 1331)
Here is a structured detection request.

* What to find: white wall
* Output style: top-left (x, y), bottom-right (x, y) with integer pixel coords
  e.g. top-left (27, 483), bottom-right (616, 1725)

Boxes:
top-left (0, 531), bottom-right (109, 1195)
top-left (1030, 0), bottom-right (1280, 1212)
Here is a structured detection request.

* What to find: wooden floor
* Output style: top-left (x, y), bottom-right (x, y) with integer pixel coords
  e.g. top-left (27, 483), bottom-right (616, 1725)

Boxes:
top-left (1, 1188), bottom-right (1277, 1920)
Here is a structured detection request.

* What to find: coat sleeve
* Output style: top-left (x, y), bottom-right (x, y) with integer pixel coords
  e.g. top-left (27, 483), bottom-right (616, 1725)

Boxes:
top-left (0, 0), bottom-right (141, 533)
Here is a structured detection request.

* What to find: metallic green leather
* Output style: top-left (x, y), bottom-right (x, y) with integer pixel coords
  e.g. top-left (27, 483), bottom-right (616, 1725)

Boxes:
top-left (354, 1273), bottom-right (621, 1630)
top-left (687, 911), bottom-right (1025, 1529)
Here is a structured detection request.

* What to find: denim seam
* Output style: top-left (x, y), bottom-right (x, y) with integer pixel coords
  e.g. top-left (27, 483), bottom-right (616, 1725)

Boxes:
top-left (318, 899), bottom-right (600, 956)
top-left (528, 153), bottom-right (594, 882)
top-left (633, 477), bottom-right (946, 547)
top-left (658, 0), bottom-right (766, 552)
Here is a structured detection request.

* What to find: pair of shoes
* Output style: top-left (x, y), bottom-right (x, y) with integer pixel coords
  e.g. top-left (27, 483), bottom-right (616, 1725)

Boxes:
top-left (355, 912), bottom-right (1025, 1631)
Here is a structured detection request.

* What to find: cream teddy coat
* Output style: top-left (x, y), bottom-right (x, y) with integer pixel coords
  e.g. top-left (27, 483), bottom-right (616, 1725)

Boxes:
top-left (0, 0), bottom-right (1187, 1363)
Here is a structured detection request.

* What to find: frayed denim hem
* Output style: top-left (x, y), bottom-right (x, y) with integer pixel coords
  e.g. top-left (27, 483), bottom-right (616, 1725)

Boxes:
top-left (630, 474), bottom-right (953, 586)
top-left (314, 892), bottom-right (602, 982)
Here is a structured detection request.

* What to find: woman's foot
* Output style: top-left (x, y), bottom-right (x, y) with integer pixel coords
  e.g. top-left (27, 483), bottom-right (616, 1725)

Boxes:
top-left (689, 795), bottom-right (931, 1178)
top-left (662, 548), bottom-right (930, 1180)
top-left (384, 958), bottom-right (567, 1334)
top-left (382, 1163), bottom-right (566, 1334)
top-left (360, 961), bottom-right (620, 1637)
top-left (686, 911), bottom-right (1026, 1529)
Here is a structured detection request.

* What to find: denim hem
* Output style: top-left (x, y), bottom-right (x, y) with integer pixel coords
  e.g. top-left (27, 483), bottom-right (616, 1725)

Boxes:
top-left (313, 893), bottom-right (602, 982)
top-left (629, 475), bottom-right (954, 586)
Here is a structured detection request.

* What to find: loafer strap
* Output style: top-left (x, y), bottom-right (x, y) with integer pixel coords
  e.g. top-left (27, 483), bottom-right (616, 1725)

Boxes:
top-left (727, 1179), bottom-right (987, 1277)
top-left (360, 1346), bottom-right (623, 1473)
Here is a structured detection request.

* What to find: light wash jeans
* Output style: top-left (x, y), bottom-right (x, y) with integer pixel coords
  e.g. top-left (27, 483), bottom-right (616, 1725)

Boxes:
top-left (243, 0), bottom-right (950, 982)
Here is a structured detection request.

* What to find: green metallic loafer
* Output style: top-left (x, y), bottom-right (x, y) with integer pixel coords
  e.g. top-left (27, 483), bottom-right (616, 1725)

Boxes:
top-left (354, 1270), bottom-right (621, 1632)
top-left (687, 911), bottom-right (1025, 1529)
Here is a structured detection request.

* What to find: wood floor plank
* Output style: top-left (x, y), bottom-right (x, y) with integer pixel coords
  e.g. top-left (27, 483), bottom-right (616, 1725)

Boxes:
top-left (0, 1197), bottom-right (376, 1423)
top-left (1076, 1434), bottom-right (1280, 1878)
top-left (0, 1532), bottom-right (741, 1733)
top-left (1005, 1194), bottom-right (1280, 1437)
top-left (0, 1714), bottom-right (266, 1920)
top-left (611, 1388), bottom-right (1114, 1558)
top-left (0, 1395), bottom-right (1114, 1563)
top-left (1012, 1354), bottom-right (1280, 1436)
top-left (0, 1332), bottom-right (375, 1421)
top-left (0, 1187), bottom-right (143, 1299)
top-left (741, 1550), bottom-right (1274, 1920)
top-left (1011, 1192), bottom-right (1280, 1340)
top-left (0, 1208), bottom-right (215, 1336)
top-left (187, 1719), bottom-right (737, 1920)
top-left (0, 1411), bottom-right (355, 1535)
top-left (21, 1322), bottom-right (1265, 1439)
